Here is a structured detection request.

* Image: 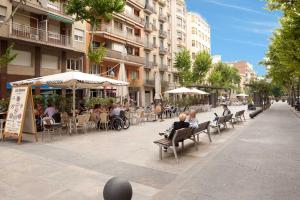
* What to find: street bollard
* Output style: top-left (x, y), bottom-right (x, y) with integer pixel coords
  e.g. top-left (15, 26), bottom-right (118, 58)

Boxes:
top-left (103, 177), bottom-right (132, 200)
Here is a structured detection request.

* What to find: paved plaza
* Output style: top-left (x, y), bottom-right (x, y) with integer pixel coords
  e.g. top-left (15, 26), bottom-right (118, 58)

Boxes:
top-left (1, 103), bottom-right (300, 200)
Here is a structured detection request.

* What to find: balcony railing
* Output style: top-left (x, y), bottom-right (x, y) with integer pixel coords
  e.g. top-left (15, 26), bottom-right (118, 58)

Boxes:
top-left (144, 4), bottom-right (156, 13)
top-left (144, 22), bottom-right (153, 32)
top-left (160, 64), bottom-right (168, 71)
top-left (144, 42), bottom-right (153, 50)
top-left (159, 13), bottom-right (167, 22)
top-left (159, 47), bottom-right (167, 55)
top-left (159, 30), bottom-right (167, 38)
top-left (105, 49), bottom-right (145, 65)
top-left (153, 62), bottom-right (158, 66)
top-left (11, 22), bottom-right (71, 47)
top-left (144, 79), bottom-right (155, 86)
top-left (46, 0), bottom-right (67, 15)
top-left (145, 61), bottom-right (153, 69)
top-left (96, 25), bottom-right (143, 44)
top-left (123, 11), bottom-right (144, 24)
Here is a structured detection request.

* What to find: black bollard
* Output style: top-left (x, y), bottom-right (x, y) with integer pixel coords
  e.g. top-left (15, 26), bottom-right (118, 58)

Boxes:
top-left (103, 177), bottom-right (132, 200)
top-left (249, 108), bottom-right (263, 118)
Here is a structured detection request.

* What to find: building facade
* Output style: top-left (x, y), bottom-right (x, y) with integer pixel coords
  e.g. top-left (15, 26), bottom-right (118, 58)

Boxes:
top-left (0, 0), bottom-right (210, 106)
top-left (186, 12), bottom-right (211, 60)
top-left (227, 61), bottom-right (257, 92)
top-left (0, 0), bottom-right (85, 98)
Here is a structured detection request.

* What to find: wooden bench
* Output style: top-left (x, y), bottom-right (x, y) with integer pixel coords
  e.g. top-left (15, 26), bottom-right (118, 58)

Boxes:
top-left (193, 121), bottom-right (211, 143)
top-left (153, 127), bottom-right (197, 163)
top-left (210, 116), bottom-right (226, 134)
top-left (232, 110), bottom-right (246, 123)
top-left (224, 114), bottom-right (234, 129)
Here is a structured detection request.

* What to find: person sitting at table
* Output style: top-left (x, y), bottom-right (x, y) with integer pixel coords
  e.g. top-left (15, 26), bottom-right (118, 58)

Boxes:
top-left (76, 101), bottom-right (86, 115)
top-left (186, 110), bottom-right (199, 128)
top-left (34, 102), bottom-right (44, 131)
top-left (109, 104), bottom-right (121, 118)
top-left (44, 102), bottom-right (57, 118)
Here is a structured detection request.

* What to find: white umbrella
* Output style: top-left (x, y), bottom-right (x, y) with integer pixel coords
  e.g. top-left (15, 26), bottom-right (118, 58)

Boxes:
top-left (236, 93), bottom-right (249, 97)
top-left (165, 87), bottom-right (193, 94)
top-left (190, 88), bottom-right (210, 95)
top-left (116, 63), bottom-right (128, 104)
top-left (155, 72), bottom-right (161, 99)
top-left (11, 71), bottom-right (128, 118)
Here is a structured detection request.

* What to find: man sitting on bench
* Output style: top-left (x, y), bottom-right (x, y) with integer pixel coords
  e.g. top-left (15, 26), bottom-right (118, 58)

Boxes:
top-left (159, 113), bottom-right (190, 150)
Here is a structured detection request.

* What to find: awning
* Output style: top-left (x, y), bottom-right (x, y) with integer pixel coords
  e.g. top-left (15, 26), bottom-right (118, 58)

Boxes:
top-left (47, 13), bottom-right (73, 24)
top-left (6, 83), bottom-right (60, 90)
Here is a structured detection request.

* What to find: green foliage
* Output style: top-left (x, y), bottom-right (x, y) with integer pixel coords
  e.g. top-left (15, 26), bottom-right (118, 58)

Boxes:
top-left (84, 97), bottom-right (116, 109)
top-left (88, 43), bottom-right (106, 64)
top-left (174, 48), bottom-right (193, 86)
top-left (0, 44), bottom-right (17, 67)
top-left (248, 79), bottom-right (272, 97)
top-left (208, 62), bottom-right (241, 90)
top-left (0, 98), bottom-right (10, 111)
top-left (192, 51), bottom-right (212, 84)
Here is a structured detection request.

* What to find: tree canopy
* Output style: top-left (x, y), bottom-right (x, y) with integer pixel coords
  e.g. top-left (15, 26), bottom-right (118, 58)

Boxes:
top-left (208, 62), bottom-right (241, 90)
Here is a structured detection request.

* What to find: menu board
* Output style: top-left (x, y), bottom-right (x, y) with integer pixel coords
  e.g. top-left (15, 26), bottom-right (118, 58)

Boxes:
top-left (3, 86), bottom-right (37, 143)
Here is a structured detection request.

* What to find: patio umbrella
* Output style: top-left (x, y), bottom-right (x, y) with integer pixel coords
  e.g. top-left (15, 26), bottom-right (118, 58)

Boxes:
top-left (236, 93), bottom-right (249, 97)
top-left (10, 71), bottom-right (128, 118)
top-left (116, 63), bottom-right (128, 104)
top-left (190, 88), bottom-right (210, 95)
top-left (165, 87), bottom-right (193, 94)
top-left (155, 72), bottom-right (161, 99)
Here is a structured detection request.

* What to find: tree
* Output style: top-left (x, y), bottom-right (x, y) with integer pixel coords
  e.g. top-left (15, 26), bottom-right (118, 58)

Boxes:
top-left (192, 51), bottom-right (212, 84)
top-left (65, 0), bottom-right (125, 64)
top-left (208, 62), bottom-right (241, 94)
top-left (174, 48), bottom-right (193, 85)
top-left (0, 44), bottom-right (17, 67)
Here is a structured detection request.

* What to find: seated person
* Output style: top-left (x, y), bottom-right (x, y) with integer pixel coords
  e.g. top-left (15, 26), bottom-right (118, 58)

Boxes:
top-left (76, 102), bottom-right (86, 115)
top-left (222, 104), bottom-right (231, 116)
top-left (44, 103), bottom-right (57, 118)
top-left (109, 104), bottom-right (121, 117)
top-left (162, 113), bottom-right (190, 140)
top-left (186, 110), bottom-right (199, 128)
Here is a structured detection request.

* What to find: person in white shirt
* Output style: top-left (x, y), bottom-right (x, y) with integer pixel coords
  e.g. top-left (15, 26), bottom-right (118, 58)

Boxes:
top-left (186, 110), bottom-right (199, 128)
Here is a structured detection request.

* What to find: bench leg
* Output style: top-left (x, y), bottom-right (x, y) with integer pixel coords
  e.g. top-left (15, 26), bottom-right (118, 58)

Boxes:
top-left (172, 145), bottom-right (179, 163)
top-left (159, 145), bottom-right (163, 160)
top-left (217, 126), bottom-right (221, 135)
top-left (197, 134), bottom-right (200, 142)
top-left (193, 135), bottom-right (198, 150)
top-left (207, 128), bottom-right (212, 142)
top-left (231, 120), bottom-right (234, 128)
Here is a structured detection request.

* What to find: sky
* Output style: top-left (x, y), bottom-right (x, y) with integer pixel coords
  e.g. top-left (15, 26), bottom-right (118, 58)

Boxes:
top-left (186, 0), bottom-right (282, 76)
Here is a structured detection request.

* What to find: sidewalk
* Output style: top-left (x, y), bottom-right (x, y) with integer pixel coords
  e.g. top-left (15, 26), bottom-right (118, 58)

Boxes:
top-left (153, 102), bottom-right (300, 200)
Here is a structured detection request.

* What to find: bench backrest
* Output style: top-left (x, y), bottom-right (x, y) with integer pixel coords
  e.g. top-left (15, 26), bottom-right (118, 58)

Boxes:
top-left (217, 116), bottom-right (226, 124)
top-left (173, 127), bottom-right (193, 144)
top-left (235, 110), bottom-right (245, 117)
top-left (194, 121), bottom-right (210, 133)
top-left (224, 114), bottom-right (233, 122)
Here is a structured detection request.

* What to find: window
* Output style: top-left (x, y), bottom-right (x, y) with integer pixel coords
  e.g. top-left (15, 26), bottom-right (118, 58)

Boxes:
top-left (92, 41), bottom-right (101, 48)
top-left (107, 67), bottom-right (115, 77)
top-left (0, 6), bottom-right (7, 22)
top-left (160, 56), bottom-right (163, 66)
top-left (126, 27), bottom-right (133, 35)
top-left (192, 27), bottom-right (196, 34)
top-left (42, 54), bottom-right (58, 69)
top-left (90, 63), bottom-right (100, 74)
top-left (192, 53), bottom-right (196, 59)
top-left (10, 50), bottom-right (31, 67)
top-left (131, 71), bottom-right (138, 80)
top-left (114, 20), bottom-right (123, 30)
top-left (74, 29), bottom-right (84, 42)
top-left (168, 74), bottom-right (171, 82)
top-left (192, 40), bottom-right (195, 47)
top-left (153, 55), bottom-right (157, 64)
top-left (177, 17), bottom-right (182, 27)
top-left (146, 71), bottom-right (150, 80)
top-left (67, 58), bottom-right (82, 71)
top-left (153, 37), bottom-right (156, 46)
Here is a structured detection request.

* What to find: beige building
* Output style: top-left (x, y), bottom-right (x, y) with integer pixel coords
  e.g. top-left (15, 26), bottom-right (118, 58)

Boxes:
top-left (0, 0), bottom-right (85, 98)
top-left (186, 12), bottom-right (211, 60)
top-left (227, 61), bottom-right (257, 93)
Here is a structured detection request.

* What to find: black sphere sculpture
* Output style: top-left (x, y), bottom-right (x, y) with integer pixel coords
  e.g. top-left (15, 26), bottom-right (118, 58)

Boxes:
top-left (103, 177), bottom-right (132, 200)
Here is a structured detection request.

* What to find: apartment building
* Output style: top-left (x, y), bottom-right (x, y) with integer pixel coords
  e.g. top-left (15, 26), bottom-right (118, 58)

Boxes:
top-left (0, 0), bottom-right (85, 98)
top-left (186, 12), bottom-right (211, 60)
top-left (227, 61), bottom-right (257, 92)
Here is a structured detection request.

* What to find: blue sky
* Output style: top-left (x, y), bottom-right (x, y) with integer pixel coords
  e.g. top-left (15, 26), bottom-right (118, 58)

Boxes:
top-left (186, 0), bottom-right (282, 75)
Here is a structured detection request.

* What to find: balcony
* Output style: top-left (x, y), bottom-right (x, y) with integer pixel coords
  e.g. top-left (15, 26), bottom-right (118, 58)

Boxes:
top-left (45, 0), bottom-right (67, 15)
top-left (104, 49), bottom-right (145, 65)
top-left (96, 25), bottom-right (143, 45)
top-left (158, 0), bottom-right (167, 6)
top-left (144, 42), bottom-right (154, 50)
top-left (144, 4), bottom-right (156, 14)
top-left (152, 23), bottom-right (157, 31)
top-left (144, 79), bottom-right (155, 87)
top-left (123, 11), bottom-right (144, 25)
top-left (10, 22), bottom-right (71, 48)
top-left (159, 13), bottom-right (167, 22)
top-left (159, 64), bottom-right (168, 71)
top-left (159, 30), bottom-right (167, 38)
top-left (145, 61), bottom-right (153, 69)
top-left (153, 62), bottom-right (158, 67)
top-left (144, 22), bottom-right (153, 32)
top-left (129, 79), bottom-right (142, 87)
top-left (159, 47), bottom-right (167, 55)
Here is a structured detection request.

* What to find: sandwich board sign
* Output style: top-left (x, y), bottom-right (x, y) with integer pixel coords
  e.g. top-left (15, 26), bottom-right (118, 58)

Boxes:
top-left (3, 86), bottom-right (38, 144)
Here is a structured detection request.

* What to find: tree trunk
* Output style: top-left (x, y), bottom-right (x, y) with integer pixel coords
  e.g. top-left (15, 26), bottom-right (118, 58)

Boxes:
top-left (90, 22), bottom-right (96, 51)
